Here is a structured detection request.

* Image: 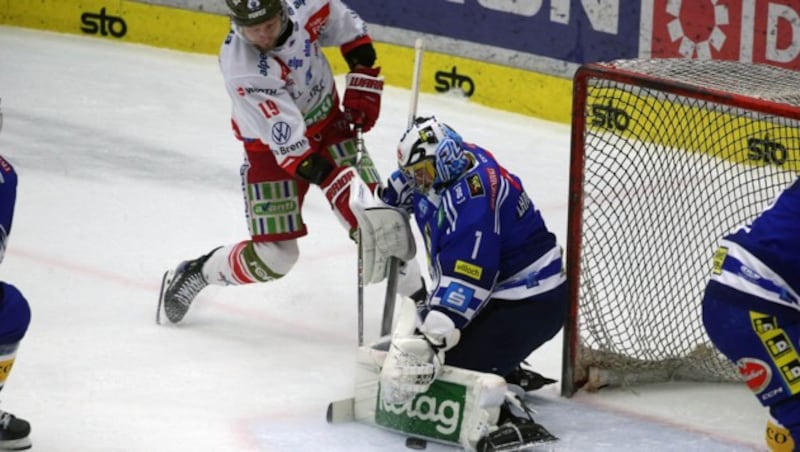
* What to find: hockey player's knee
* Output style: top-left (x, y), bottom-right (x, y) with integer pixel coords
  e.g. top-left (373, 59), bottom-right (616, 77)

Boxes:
top-left (252, 240), bottom-right (299, 275)
top-left (0, 283), bottom-right (30, 344)
top-left (767, 415), bottom-right (795, 452)
top-left (204, 240), bottom-right (299, 285)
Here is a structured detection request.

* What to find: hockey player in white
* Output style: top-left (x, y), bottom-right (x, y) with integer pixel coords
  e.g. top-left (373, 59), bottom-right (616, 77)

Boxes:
top-left (354, 117), bottom-right (568, 450)
top-left (158, 0), bottom-right (424, 323)
top-left (0, 100), bottom-right (33, 450)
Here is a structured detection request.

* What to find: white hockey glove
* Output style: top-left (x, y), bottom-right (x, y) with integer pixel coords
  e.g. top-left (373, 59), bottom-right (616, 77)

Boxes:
top-left (380, 306), bottom-right (460, 405)
top-left (349, 181), bottom-right (416, 284)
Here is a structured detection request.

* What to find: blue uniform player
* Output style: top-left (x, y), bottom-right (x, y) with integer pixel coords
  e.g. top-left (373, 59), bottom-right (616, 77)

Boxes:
top-left (378, 116), bottom-right (567, 449)
top-left (0, 101), bottom-right (33, 451)
top-left (702, 176), bottom-right (800, 452)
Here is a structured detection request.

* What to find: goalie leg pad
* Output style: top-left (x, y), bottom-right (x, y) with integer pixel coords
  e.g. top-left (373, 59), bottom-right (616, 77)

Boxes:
top-left (353, 307), bottom-right (506, 450)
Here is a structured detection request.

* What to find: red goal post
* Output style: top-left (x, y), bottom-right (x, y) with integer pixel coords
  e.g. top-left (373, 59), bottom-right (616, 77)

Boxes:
top-left (561, 59), bottom-right (800, 397)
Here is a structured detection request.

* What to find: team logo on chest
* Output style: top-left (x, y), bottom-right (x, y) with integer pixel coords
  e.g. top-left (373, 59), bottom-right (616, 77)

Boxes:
top-left (271, 122), bottom-right (292, 144)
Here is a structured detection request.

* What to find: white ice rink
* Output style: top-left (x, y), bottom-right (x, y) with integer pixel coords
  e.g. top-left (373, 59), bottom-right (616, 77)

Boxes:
top-left (0, 26), bottom-right (766, 451)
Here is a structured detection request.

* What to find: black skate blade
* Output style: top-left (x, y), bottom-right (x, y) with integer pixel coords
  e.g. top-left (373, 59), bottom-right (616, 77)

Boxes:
top-left (156, 270), bottom-right (170, 325)
top-left (0, 437), bottom-right (32, 451)
top-left (477, 421), bottom-right (558, 452)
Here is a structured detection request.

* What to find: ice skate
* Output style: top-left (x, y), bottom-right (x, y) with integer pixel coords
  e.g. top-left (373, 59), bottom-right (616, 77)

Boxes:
top-left (505, 362), bottom-right (556, 393)
top-left (157, 250), bottom-right (215, 324)
top-left (475, 393), bottom-right (557, 451)
top-left (0, 408), bottom-right (31, 451)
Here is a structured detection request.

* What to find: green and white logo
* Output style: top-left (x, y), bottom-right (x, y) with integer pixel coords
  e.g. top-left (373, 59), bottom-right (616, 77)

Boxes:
top-left (375, 380), bottom-right (465, 443)
top-left (252, 200), bottom-right (297, 215)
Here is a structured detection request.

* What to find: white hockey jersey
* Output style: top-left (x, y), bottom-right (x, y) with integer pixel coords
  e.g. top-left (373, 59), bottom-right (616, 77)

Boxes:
top-left (219, 0), bottom-right (370, 175)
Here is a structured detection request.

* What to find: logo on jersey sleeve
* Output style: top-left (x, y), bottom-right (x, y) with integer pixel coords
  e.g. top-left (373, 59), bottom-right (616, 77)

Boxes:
top-left (467, 174), bottom-right (484, 198)
top-left (305, 4), bottom-right (330, 42)
top-left (712, 246), bottom-right (728, 275)
top-left (516, 192), bottom-right (532, 218)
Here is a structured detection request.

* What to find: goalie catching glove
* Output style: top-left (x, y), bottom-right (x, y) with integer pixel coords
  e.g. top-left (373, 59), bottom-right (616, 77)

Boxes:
top-left (380, 305), bottom-right (461, 405)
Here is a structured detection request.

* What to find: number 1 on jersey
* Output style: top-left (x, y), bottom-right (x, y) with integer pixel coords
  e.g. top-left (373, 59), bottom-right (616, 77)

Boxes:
top-left (471, 231), bottom-right (482, 259)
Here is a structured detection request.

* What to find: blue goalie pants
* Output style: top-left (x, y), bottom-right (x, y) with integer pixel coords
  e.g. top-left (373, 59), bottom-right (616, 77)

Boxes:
top-left (703, 283), bottom-right (800, 440)
top-left (445, 282), bottom-right (568, 378)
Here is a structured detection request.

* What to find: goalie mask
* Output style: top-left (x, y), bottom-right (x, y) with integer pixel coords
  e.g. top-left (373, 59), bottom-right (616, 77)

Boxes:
top-left (397, 116), bottom-right (468, 193)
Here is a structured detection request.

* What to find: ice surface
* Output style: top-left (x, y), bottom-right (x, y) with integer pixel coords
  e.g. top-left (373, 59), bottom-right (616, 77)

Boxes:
top-left (0, 26), bottom-right (763, 451)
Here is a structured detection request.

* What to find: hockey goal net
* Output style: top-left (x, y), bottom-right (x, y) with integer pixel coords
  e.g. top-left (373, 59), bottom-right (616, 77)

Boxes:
top-left (561, 59), bottom-right (800, 397)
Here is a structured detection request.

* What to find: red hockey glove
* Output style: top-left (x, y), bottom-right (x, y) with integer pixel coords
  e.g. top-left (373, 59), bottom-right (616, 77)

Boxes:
top-left (343, 66), bottom-right (383, 133)
top-left (321, 166), bottom-right (364, 236)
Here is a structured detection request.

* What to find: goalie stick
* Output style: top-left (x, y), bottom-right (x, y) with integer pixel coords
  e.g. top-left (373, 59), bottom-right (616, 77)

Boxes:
top-left (355, 128), bottom-right (367, 345)
top-left (333, 37), bottom-right (427, 449)
top-left (379, 37), bottom-right (425, 337)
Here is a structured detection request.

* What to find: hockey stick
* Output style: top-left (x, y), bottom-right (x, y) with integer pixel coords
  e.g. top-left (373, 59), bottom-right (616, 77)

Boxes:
top-left (379, 37), bottom-right (424, 337)
top-left (355, 127), bottom-right (366, 346)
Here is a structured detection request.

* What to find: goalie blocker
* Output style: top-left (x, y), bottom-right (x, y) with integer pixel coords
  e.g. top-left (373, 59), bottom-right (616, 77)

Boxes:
top-left (348, 179), bottom-right (418, 287)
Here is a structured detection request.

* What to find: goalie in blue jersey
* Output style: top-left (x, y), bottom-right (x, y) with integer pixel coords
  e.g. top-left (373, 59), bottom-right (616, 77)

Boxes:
top-left (376, 116), bottom-right (568, 449)
top-left (0, 101), bottom-right (32, 451)
top-left (702, 176), bottom-right (800, 452)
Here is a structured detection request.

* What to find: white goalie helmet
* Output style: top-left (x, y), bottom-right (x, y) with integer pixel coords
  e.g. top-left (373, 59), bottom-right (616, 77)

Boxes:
top-left (396, 116), bottom-right (468, 193)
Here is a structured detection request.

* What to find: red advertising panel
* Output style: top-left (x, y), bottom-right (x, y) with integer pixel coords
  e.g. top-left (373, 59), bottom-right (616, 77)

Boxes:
top-left (649, 0), bottom-right (800, 70)
top-left (752, 0), bottom-right (800, 69)
top-left (650, 0), bottom-right (742, 60)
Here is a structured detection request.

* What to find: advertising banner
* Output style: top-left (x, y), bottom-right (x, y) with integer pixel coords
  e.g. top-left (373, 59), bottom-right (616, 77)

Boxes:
top-left (644, 0), bottom-right (800, 70)
top-left (343, 0), bottom-right (641, 65)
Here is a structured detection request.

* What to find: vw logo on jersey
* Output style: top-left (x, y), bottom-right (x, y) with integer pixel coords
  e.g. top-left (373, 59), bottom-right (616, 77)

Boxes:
top-left (271, 121), bottom-right (292, 144)
top-left (248, 0), bottom-right (260, 11)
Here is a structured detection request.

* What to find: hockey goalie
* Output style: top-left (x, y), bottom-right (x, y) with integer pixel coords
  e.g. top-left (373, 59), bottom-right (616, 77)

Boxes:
top-left (332, 117), bottom-right (567, 451)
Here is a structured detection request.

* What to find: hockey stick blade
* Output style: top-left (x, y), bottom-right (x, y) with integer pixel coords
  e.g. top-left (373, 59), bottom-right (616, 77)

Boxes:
top-left (326, 398), bottom-right (355, 424)
top-left (156, 270), bottom-right (169, 325)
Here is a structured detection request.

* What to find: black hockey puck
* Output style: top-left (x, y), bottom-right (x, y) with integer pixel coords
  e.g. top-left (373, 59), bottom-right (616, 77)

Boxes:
top-left (406, 437), bottom-right (427, 449)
